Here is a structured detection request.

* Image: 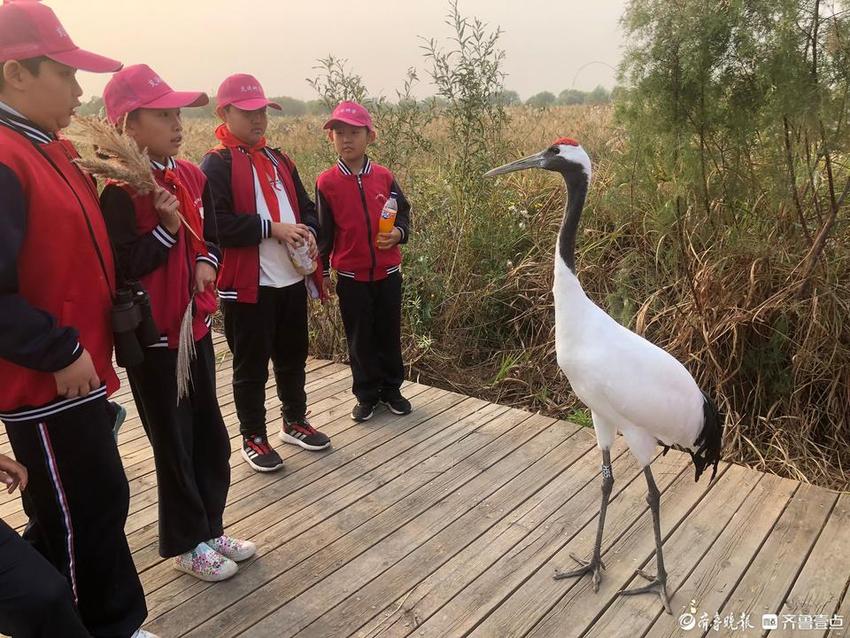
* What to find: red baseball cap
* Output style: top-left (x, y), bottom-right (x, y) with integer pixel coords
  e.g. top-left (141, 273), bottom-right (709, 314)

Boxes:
top-left (216, 73), bottom-right (280, 111)
top-left (323, 100), bottom-right (373, 132)
top-left (0, 1), bottom-right (120, 73)
top-left (103, 64), bottom-right (208, 123)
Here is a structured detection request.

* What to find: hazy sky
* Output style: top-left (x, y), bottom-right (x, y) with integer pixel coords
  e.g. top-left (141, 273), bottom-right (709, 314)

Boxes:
top-left (50, 0), bottom-right (627, 101)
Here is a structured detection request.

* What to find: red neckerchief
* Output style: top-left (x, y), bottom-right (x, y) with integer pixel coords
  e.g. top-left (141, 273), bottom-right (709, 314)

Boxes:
top-left (162, 167), bottom-right (208, 257)
top-left (215, 123), bottom-right (281, 222)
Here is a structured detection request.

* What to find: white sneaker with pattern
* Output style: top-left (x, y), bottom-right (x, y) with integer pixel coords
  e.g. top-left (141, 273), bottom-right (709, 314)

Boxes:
top-left (206, 534), bottom-right (257, 562)
top-left (173, 541), bottom-right (238, 582)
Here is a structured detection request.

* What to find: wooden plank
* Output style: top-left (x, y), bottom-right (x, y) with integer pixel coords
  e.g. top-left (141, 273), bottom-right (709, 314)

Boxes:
top-left (292, 423), bottom-right (606, 638)
top-left (339, 437), bottom-right (643, 638)
top-left (827, 584), bottom-right (850, 638)
top-left (143, 402), bottom-right (505, 619)
top-left (777, 493), bottom-right (850, 634)
top-left (145, 398), bottom-right (524, 633)
top-left (178, 412), bottom-right (564, 636)
top-left (129, 383), bottom-right (452, 573)
top-left (138, 390), bottom-right (490, 607)
top-left (201, 411), bottom-right (568, 638)
top-left (714, 483), bottom-right (838, 637)
top-left (576, 465), bottom-right (767, 638)
top-left (466, 461), bottom-right (737, 638)
top-left (121, 377), bottom-right (424, 540)
top-left (642, 474), bottom-right (798, 637)
top-left (411, 451), bottom-right (689, 638)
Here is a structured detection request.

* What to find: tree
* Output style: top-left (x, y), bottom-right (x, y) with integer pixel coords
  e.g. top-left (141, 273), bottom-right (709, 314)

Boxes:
top-left (270, 96), bottom-right (307, 117)
top-left (525, 91), bottom-right (556, 108)
top-left (492, 89), bottom-right (521, 106)
top-left (616, 0), bottom-right (850, 457)
top-left (587, 85), bottom-right (610, 104)
top-left (557, 89), bottom-right (585, 105)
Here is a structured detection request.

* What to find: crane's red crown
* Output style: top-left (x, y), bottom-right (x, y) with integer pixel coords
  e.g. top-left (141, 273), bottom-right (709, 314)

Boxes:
top-left (553, 137), bottom-right (580, 147)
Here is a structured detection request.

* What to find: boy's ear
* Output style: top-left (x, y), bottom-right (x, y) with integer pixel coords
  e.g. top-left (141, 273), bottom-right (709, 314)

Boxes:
top-left (326, 129), bottom-right (335, 143)
top-left (1, 60), bottom-right (28, 91)
top-left (368, 129), bottom-right (377, 143)
top-left (215, 105), bottom-right (228, 122)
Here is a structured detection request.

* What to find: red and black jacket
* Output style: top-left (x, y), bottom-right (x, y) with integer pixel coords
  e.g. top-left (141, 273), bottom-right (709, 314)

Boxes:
top-left (100, 158), bottom-right (221, 349)
top-left (0, 107), bottom-right (119, 421)
top-left (200, 145), bottom-right (321, 304)
top-left (316, 157), bottom-right (411, 282)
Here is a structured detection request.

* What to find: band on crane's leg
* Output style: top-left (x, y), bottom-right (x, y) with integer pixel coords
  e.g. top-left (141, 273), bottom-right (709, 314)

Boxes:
top-left (553, 448), bottom-right (614, 591)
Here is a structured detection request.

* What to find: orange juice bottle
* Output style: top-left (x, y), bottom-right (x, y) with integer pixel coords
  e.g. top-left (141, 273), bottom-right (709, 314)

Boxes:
top-left (377, 193), bottom-right (398, 241)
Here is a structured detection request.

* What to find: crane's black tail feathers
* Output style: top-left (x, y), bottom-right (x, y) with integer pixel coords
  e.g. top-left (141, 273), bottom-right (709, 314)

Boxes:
top-left (690, 392), bottom-right (724, 483)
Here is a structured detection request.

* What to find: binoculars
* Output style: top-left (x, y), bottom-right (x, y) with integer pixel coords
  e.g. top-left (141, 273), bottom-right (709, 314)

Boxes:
top-left (112, 281), bottom-right (160, 368)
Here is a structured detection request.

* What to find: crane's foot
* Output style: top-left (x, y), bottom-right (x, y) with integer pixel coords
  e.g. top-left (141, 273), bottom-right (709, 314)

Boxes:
top-left (619, 569), bottom-right (673, 614)
top-left (553, 553), bottom-right (605, 592)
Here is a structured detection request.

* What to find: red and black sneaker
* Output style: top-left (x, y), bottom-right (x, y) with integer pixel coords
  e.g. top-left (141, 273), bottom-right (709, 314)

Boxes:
top-left (280, 414), bottom-right (331, 451)
top-left (241, 434), bottom-right (284, 472)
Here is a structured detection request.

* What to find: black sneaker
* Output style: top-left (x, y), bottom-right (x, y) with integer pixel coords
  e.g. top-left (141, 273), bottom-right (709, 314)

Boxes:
top-left (241, 434), bottom-right (284, 472)
top-left (381, 393), bottom-right (412, 416)
top-left (351, 401), bottom-right (377, 422)
top-left (280, 415), bottom-right (331, 451)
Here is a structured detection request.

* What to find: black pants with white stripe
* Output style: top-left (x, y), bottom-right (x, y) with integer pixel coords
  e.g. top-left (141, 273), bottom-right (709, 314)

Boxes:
top-left (127, 332), bottom-right (231, 558)
top-left (3, 396), bottom-right (147, 638)
top-left (223, 281), bottom-right (309, 438)
top-left (336, 271), bottom-right (405, 404)
top-left (0, 518), bottom-right (91, 637)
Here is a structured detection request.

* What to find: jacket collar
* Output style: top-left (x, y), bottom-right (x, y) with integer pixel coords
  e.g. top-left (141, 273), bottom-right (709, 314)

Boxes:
top-left (337, 155), bottom-right (372, 176)
top-left (0, 99), bottom-right (55, 144)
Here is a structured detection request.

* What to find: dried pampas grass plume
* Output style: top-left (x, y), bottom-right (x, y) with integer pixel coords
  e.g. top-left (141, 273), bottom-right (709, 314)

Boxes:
top-left (176, 295), bottom-right (197, 404)
top-left (65, 115), bottom-right (157, 194)
top-left (67, 115), bottom-right (202, 243)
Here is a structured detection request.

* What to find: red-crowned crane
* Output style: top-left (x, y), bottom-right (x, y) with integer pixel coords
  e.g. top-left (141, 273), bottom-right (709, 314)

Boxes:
top-left (484, 139), bottom-right (724, 614)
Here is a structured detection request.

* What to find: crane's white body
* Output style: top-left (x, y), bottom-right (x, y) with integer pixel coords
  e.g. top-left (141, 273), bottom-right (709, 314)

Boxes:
top-left (553, 253), bottom-right (704, 467)
top-left (485, 140), bottom-right (710, 609)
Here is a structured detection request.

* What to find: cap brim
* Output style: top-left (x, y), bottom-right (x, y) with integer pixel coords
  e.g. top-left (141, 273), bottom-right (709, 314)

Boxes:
top-left (226, 97), bottom-right (282, 111)
top-left (47, 48), bottom-right (122, 73)
top-left (323, 116), bottom-right (372, 131)
top-left (143, 90), bottom-right (209, 110)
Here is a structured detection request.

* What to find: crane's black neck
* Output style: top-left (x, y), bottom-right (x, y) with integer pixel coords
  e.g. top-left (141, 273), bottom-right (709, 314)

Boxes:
top-left (557, 171), bottom-right (589, 273)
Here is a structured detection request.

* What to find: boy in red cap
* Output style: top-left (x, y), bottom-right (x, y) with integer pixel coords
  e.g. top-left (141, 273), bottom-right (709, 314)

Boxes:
top-left (99, 64), bottom-right (255, 582)
top-left (317, 101), bottom-right (412, 422)
top-left (0, 2), bottom-right (151, 636)
top-left (201, 74), bottom-right (330, 474)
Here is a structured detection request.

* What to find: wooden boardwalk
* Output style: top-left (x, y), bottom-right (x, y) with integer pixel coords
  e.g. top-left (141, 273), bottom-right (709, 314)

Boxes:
top-left (1, 334), bottom-right (848, 638)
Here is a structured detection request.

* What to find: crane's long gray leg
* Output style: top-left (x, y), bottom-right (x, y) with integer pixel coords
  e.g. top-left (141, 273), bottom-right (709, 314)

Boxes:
top-left (619, 465), bottom-right (673, 614)
top-left (553, 448), bottom-right (613, 592)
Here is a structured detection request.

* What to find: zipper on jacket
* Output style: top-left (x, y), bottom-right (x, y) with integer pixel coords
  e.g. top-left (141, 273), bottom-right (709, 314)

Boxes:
top-left (356, 174), bottom-right (377, 281)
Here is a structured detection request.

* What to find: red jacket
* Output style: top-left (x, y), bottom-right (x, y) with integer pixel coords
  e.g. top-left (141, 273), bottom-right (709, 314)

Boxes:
top-left (200, 145), bottom-right (323, 303)
top-left (100, 159), bottom-right (220, 349)
top-left (0, 125), bottom-right (119, 417)
top-left (316, 157), bottom-right (411, 282)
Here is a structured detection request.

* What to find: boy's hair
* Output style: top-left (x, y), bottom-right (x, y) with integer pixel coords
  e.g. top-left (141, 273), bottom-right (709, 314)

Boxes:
top-left (0, 56), bottom-right (48, 91)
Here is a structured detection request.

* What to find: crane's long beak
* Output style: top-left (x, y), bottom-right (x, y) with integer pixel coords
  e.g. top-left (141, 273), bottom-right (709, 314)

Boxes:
top-left (483, 150), bottom-right (548, 177)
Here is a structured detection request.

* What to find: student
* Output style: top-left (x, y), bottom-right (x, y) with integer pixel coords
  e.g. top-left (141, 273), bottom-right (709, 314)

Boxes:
top-left (0, 2), bottom-right (150, 636)
top-left (100, 64), bottom-right (254, 582)
top-left (316, 101), bottom-right (413, 422)
top-left (201, 74), bottom-right (330, 474)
